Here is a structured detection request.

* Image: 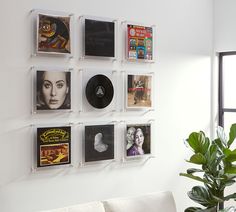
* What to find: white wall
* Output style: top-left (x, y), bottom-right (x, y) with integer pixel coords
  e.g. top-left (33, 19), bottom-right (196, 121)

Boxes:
top-left (214, 0), bottom-right (236, 52)
top-left (0, 0), bottom-right (213, 211)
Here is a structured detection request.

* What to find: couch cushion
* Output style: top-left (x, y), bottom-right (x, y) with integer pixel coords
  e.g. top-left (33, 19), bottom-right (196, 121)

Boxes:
top-left (39, 201), bottom-right (105, 212)
top-left (102, 191), bottom-right (176, 212)
top-left (38, 208), bottom-right (67, 212)
top-left (68, 201), bottom-right (105, 212)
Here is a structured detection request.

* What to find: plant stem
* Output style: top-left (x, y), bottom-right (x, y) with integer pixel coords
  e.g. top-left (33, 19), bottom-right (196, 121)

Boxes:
top-left (219, 202), bottom-right (224, 210)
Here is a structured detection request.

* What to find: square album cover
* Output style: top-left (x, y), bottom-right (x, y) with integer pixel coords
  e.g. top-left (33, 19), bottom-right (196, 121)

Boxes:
top-left (37, 13), bottom-right (71, 54)
top-left (84, 18), bottom-right (115, 57)
top-left (127, 74), bottom-right (152, 108)
top-left (85, 124), bottom-right (114, 162)
top-left (126, 124), bottom-right (151, 157)
top-left (36, 126), bottom-right (71, 167)
top-left (36, 70), bottom-right (71, 111)
top-left (127, 24), bottom-right (153, 61)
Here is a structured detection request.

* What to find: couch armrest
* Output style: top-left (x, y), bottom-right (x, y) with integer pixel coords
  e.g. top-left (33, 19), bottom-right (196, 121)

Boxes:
top-left (102, 191), bottom-right (177, 212)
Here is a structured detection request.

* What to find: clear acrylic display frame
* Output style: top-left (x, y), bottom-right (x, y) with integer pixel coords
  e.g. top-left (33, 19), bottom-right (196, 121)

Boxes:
top-left (79, 121), bottom-right (118, 167)
top-left (78, 15), bottom-right (118, 61)
top-left (31, 9), bottom-right (74, 58)
top-left (122, 20), bottom-right (156, 63)
top-left (31, 66), bottom-right (74, 114)
top-left (31, 123), bottom-right (75, 172)
top-left (80, 68), bottom-right (118, 113)
top-left (123, 70), bottom-right (155, 112)
top-left (122, 120), bottom-right (155, 163)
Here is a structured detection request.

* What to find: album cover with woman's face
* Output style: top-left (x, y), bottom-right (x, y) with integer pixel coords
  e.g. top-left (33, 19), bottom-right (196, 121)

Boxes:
top-left (84, 19), bottom-right (115, 57)
top-left (126, 124), bottom-right (151, 157)
top-left (37, 13), bottom-right (71, 54)
top-left (127, 74), bottom-right (152, 108)
top-left (127, 24), bottom-right (153, 61)
top-left (36, 70), bottom-right (71, 111)
top-left (36, 126), bottom-right (71, 167)
top-left (85, 124), bottom-right (114, 162)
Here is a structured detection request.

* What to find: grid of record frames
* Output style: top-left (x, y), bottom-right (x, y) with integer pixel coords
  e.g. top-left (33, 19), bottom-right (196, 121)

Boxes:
top-left (31, 9), bottom-right (155, 170)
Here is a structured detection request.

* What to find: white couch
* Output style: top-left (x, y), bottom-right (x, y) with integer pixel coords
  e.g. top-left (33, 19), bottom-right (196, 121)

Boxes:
top-left (39, 191), bottom-right (177, 212)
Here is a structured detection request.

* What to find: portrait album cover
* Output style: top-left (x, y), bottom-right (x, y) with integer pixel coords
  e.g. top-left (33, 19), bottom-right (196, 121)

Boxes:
top-left (127, 74), bottom-right (152, 108)
top-left (84, 18), bottom-right (115, 57)
top-left (36, 13), bottom-right (71, 54)
top-left (126, 123), bottom-right (151, 157)
top-left (36, 126), bottom-right (71, 167)
top-left (84, 124), bottom-right (114, 162)
top-left (35, 70), bottom-right (71, 111)
top-left (127, 24), bottom-right (153, 61)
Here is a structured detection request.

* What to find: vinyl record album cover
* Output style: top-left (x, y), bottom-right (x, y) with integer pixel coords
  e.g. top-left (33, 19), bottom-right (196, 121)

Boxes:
top-left (126, 124), bottom-right (151, 157)
top-left (85, 124), bottom-right (114, 162)
top-left (36, 70), bottom-right (71, 111)
top-left (127, 24), bottom-right (153, 61)
top-left (37, 13), bottom-right (71, 54)
top-left (85, 74), bottom-right (114, 109)
top-left (127, 74), bottom-right (152, 108)
top-left (37, 126), bottom-right (71, 167)
top-left (85, 19), bottom-right (115, 57)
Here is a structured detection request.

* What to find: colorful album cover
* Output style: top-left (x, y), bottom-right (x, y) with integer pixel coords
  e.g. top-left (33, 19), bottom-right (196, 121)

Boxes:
top-left (127, 24), bottom-right (153, 61)
top-left (37, 126), bottom-right (71, 167)
top-left (85, 19), bottom-right (115, 57)
top-left (127, 74), bottom-right (152, 108)
top-left (85, 125), bottom-right (114, 162)
top-left (36, 70), bottom-right (71, 111)
top-left (126, 124), bottom-right (151, 157)
top-left (37, 13), bottom-right (71, 54)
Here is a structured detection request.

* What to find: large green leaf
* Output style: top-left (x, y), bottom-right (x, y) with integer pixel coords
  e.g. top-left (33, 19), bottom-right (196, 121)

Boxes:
top-left (228, 123), bottom-right (236, 148)
top-left (224, 149), bottom-right (236, 163)
top-left (185, 207), bottom-right (216, 212)
top-left (187, 168), bottom-right (204, 174)
top-left (187, 186), bottom-right (217, 207)
top-left (188, 132), bottom-right (209, 154)
top-left (180, 173), bottom-right (208, 183)
top-left (225, 165), bottom-right (236, 174)
top-left (189, 153), bottom-right (207, 165)
top-left (223, 193), bottom-right (236, 201)
top-left (217, 126), bottom-right (228, 146)
top-left (203, 137), bottom-right (210, 154)
top-left (185, 207), bottom-right (203, 212)
top-left (213, 138), bottom-right (225, 151)
top-left (188, 132), bottom-right (203, 153)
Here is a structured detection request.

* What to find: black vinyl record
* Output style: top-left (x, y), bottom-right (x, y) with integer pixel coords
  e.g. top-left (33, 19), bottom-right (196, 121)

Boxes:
top-left (86, 74), bottom-right (114, 109)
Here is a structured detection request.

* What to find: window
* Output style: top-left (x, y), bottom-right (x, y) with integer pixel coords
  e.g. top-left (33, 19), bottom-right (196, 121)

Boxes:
top-left (219, 51), bottom-right (236, 129)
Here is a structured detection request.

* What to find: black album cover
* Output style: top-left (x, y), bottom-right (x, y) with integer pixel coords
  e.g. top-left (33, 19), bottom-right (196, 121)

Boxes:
top-left (37, 14), bottom-right (71, 54)
top-left (37, 126), bottom-right (71, 167)
top-left (85, 74), bottom-right (114, 109)
top-left (85, 125), bottom-right (114, 162)
top-left (126, 124), bottom-right (151, 157)
top-left (85, 19), bottom-right (115, 57)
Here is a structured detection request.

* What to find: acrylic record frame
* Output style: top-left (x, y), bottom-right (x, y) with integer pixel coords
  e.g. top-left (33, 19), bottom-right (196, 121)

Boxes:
top-left (32, 124), bottom-right (73, 170)
top-left (32, 66), bottom-right (73, 113)
top-left (80, 69), bottom-right (117, 113)
top-left (123, 21), bottom-right (155, 63)
top-left (79, 15), bottom-right (117, 60)
top-left (125, 72), bottom-right (154, 110)
top-left (31, 9), bottom-right (74, 57)
top-left (123, 121), bottom-right (154, 161)
top-left (81, 123), bottom-right (116, 165)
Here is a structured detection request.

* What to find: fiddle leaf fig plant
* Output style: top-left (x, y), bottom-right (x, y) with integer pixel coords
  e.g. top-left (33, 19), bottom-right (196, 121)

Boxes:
top-left (180, 123), bottom-right (236, 212)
